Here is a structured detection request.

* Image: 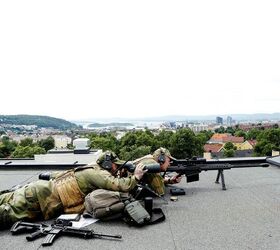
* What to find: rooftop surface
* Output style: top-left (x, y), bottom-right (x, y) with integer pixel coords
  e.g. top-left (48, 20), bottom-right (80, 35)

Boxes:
top-left (0, 159), bottom-right (280, 250)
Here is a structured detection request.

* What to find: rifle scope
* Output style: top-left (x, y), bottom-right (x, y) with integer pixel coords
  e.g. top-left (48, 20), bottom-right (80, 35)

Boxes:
top-left (122, 162), bottom-right (161, 173)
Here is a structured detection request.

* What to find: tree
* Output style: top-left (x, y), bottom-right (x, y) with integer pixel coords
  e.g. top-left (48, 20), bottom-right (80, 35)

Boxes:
top-left (254, 128), bottom-right (280, 156)
top-left (196, 130), bottom-right (213, 145)
top-left (223, 149), bottom-right (235, 158)
top-left (0, 137), bottom-right (17, 158)
top-left (119, 130), bottom-right (156, 154)
top-left (254, 140), bottom-right (273, 156)
top-left (155, 130), bottom-right (174, 149)
top-left (38, 136), bottom-right (55, 151)
top-left (234, 130), bottom-right (246, 138)
top-left (225, 127), bottom-right (235, 135)
top-left (136, 132), bottom-right (155, 149)
top-left (119, 145), bottom-right (151, 160)
top-left (90, 134), bottom-right (118, 152)
top-left (119, 132), bottom-right (138, 148)
top-left (169, 128), bottom-right (203, 159)
top-left (223, 142), bottom-right (236, 158)
top-left (11, 145), bottom-right (46, 158)
top-left (246, 128), bottom-right (261, 140)
top-left (215, 126), bottom-right (225, 133)
top-left (19, 138), bottom-right (34, 147)
top-left (223, 142), bottom-right (235, 150)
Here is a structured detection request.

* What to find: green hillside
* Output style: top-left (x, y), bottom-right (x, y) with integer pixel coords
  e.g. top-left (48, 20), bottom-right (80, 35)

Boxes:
top-left (0, 115), bottom-right (78, 130)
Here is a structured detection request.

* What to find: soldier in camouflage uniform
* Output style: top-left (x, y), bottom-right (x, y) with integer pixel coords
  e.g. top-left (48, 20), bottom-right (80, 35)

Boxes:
top-left (0, 151), bottom-right (146, 230)
top-left (133, 147), bottom-right (182, 196)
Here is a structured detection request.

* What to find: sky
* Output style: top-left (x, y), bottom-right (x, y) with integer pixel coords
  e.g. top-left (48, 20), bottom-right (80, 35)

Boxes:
top-left (0, 1), bottom-right (280, 121)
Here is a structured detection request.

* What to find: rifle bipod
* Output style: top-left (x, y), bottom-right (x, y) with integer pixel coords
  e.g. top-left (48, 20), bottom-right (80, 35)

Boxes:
top-left (215, 169), bottom-right (226, 190)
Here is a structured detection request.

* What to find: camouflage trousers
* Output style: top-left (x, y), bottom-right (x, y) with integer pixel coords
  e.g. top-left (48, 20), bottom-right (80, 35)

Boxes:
top-left (0, 183), bottom-right (43, 230)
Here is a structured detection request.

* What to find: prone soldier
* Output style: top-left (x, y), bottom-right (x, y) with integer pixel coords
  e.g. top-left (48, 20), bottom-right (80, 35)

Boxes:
top-left (133, 147), bottom-right (182, 196)
top-left (0, 151), bottom-right (146, 229)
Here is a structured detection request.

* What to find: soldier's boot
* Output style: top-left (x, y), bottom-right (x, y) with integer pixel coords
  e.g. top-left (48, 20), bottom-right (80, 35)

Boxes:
top-left (0, 204), bottom-right (15, 230)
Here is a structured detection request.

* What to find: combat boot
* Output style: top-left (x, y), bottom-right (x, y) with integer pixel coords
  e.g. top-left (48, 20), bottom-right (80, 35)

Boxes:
top-left (0, 204), bottom-right (14, 230)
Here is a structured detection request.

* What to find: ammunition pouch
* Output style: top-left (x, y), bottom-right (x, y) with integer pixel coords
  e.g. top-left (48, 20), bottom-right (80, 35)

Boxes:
top-left (124, 200), bottom-right (151, 225)
top-left (123, 200), bottom-right (166, 227)
top-left (54, 170), bottom-right (85, 214)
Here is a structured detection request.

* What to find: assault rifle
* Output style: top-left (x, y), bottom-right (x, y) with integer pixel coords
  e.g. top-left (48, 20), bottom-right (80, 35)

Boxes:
top-left (122, 157), bottom-right (269, 190)
top-left (11, 221), bottom-right (122, 246)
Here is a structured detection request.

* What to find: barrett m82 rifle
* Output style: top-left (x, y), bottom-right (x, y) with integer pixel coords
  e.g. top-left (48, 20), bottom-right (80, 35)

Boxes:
top-left (122, 156), bottom-right (269, 190)
top-left (168, 156), bottom-right (269, 190)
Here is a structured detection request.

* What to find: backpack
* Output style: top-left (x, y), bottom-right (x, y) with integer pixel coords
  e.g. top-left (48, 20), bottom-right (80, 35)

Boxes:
top-left (84, 189), bottom-right (165, 226)
top-left (84, 189), bottom-right (129, 220)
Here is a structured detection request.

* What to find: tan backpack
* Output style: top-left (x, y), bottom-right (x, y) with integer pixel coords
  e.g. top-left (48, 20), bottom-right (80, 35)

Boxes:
top-left (84, 189), bottom-right (165, 226)
top-left (84, 189), bottom-right (130, 219)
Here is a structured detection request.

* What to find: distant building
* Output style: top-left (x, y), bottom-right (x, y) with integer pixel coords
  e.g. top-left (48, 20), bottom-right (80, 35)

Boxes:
top-left (216, 116), bottom-right (223, 125)
top-left (205, 134), bottom-right (255, 158)
top-left (208, 133), bottom-right (238, 143)
top-left (36, 147), bottom-right (102, 165)
top-left (53, 135), bottom-right (72, 149)
top-left (226, 116), bottom-right (233, 126)
top-left (187, 123), bottom-right (209, 132)
top-left (73, 138), bottom-right (91, 154)
top-left (204, 143), bottom-right (224, 153)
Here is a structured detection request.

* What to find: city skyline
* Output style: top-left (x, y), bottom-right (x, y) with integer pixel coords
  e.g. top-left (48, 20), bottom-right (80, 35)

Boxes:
top-left (1, 1), bottom-right (280, 120)
top-left (2, 112), bottom-right (280, 124)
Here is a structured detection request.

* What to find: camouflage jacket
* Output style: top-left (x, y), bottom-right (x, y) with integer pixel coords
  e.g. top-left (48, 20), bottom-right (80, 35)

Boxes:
top-left (74, 164), bottom-right (139, 194)
top-left (39, 164), bottom-right (139, 218)
top-left (133, 155), bottom-right (165, 196)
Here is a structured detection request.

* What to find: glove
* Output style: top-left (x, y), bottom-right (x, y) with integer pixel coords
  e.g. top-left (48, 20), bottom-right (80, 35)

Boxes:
top-left (134, 163), bottom-right (148, 180)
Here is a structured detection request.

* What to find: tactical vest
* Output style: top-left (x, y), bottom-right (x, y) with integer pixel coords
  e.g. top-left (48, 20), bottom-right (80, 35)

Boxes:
top-left (54, 170), bottom-right (85, 214)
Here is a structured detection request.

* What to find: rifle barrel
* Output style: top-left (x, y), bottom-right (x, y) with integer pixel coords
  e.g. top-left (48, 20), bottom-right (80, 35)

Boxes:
top-left (91, 232), bottom-right (122, 239)
top-left (63, 227), bottom-right (122, 240)
top-left (167, 163), bottom-right (269, 172)
top-left (206, 156), bottom-right (267, 165)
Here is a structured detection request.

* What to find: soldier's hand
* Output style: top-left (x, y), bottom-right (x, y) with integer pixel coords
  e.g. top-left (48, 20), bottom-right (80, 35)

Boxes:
top-left (170, 174), bottom-right (182, 184)
top-left (134, 163), bottom-right (148, 180)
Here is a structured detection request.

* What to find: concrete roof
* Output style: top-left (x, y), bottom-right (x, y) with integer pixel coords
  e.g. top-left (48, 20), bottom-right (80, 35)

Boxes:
top-left (1, 163), bottom-right (280, 250)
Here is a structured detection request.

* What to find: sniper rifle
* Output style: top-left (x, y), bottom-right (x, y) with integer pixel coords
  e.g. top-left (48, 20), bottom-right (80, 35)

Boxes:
top-left (121, 156), bottom-right (269, 190)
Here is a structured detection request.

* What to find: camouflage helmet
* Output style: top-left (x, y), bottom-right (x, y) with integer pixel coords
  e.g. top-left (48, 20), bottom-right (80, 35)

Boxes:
top-left (96, 150), bottom-right (125, 166)
top-left (153, 147), bottom-right (176, 162)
